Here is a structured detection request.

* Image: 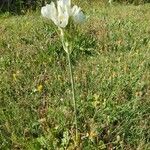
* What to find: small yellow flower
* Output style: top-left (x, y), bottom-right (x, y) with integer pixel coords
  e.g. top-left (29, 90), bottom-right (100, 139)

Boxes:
top-left (92, 93), bottom-right (100, 108)
top-left (88, 130), bottom-right (97, 142)
top-left (112, 72), bottom-right (116, 78)
top-left (37, 85), bottom-right (43, 92)
top-left (13, 71), bottom-right (20, 81)
top-left (13, 73), bottom-right (17, 81)
top-left (93, 93), bottom-right (99, 101)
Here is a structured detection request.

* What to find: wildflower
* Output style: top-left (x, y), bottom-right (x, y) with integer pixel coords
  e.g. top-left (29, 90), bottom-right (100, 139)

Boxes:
top-left (13, 73), bottom-right (17, 81)
top-left (41, 0), bottom-right (85, 28)
top-left (12, 71), bottom-right (20, 81)
top-left (41, 0), bottom-right (85, 144)
top-left (37, 85), bottom-right (43, 93)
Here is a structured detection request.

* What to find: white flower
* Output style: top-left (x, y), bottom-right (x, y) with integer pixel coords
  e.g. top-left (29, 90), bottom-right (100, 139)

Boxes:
top-left (41, 2), bottom-right (69, 28)
top-left (41, 0), bottom-right (85, 28)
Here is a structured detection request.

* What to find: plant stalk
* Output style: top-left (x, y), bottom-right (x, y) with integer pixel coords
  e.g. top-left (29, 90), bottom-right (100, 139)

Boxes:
top-left (59, 28), bottom-right (78, 145)
top-left (67, 52), bottom-right (78, 144)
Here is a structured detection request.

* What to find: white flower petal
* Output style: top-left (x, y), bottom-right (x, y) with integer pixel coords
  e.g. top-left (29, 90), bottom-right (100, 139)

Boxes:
top-left (41, 3), bottom-right (58, 25)
top-left (49, 2), bottom-right (58, 25)
top-left (71, 5), bottom-right (80, 16)
top-left (41, 5), bottom-right (50, 18)
top-left (65, 0), bottom-right (72, 15)
top-left (58, 0), bottom-right (71, 15)
top-left (58, 0), bottom-right (71, 7)
top-left (74, 11), bottom-right (85, 23)
top-left (72, 6), bottom-right (85, 24)
top-left (64, 0), bottom-right (71, 6)
top-left (57, 4), bottom-right (69, 28)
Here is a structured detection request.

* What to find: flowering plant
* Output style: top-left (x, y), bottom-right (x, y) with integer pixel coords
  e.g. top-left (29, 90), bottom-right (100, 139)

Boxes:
top-left (41, 0), bottom-right (85, 146)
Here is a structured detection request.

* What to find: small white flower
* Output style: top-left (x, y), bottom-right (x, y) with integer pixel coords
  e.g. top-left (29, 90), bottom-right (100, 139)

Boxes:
top-left (41, 0), bottom-right (85, 28)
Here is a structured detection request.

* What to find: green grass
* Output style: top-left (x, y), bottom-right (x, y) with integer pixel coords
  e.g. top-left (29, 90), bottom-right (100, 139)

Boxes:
top-left (0, 3), bottom-right (150, 150)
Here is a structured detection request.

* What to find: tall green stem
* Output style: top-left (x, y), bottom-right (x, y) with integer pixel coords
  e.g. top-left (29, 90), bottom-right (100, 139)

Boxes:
top-left (67, 52), bottom-right (78, 144)
top-left (59, 28), bottom-right (78, 145)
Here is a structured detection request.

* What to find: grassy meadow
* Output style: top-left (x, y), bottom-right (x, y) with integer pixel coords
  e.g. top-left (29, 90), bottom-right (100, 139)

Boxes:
top-left (0, 2), bottom-right (150, 149)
